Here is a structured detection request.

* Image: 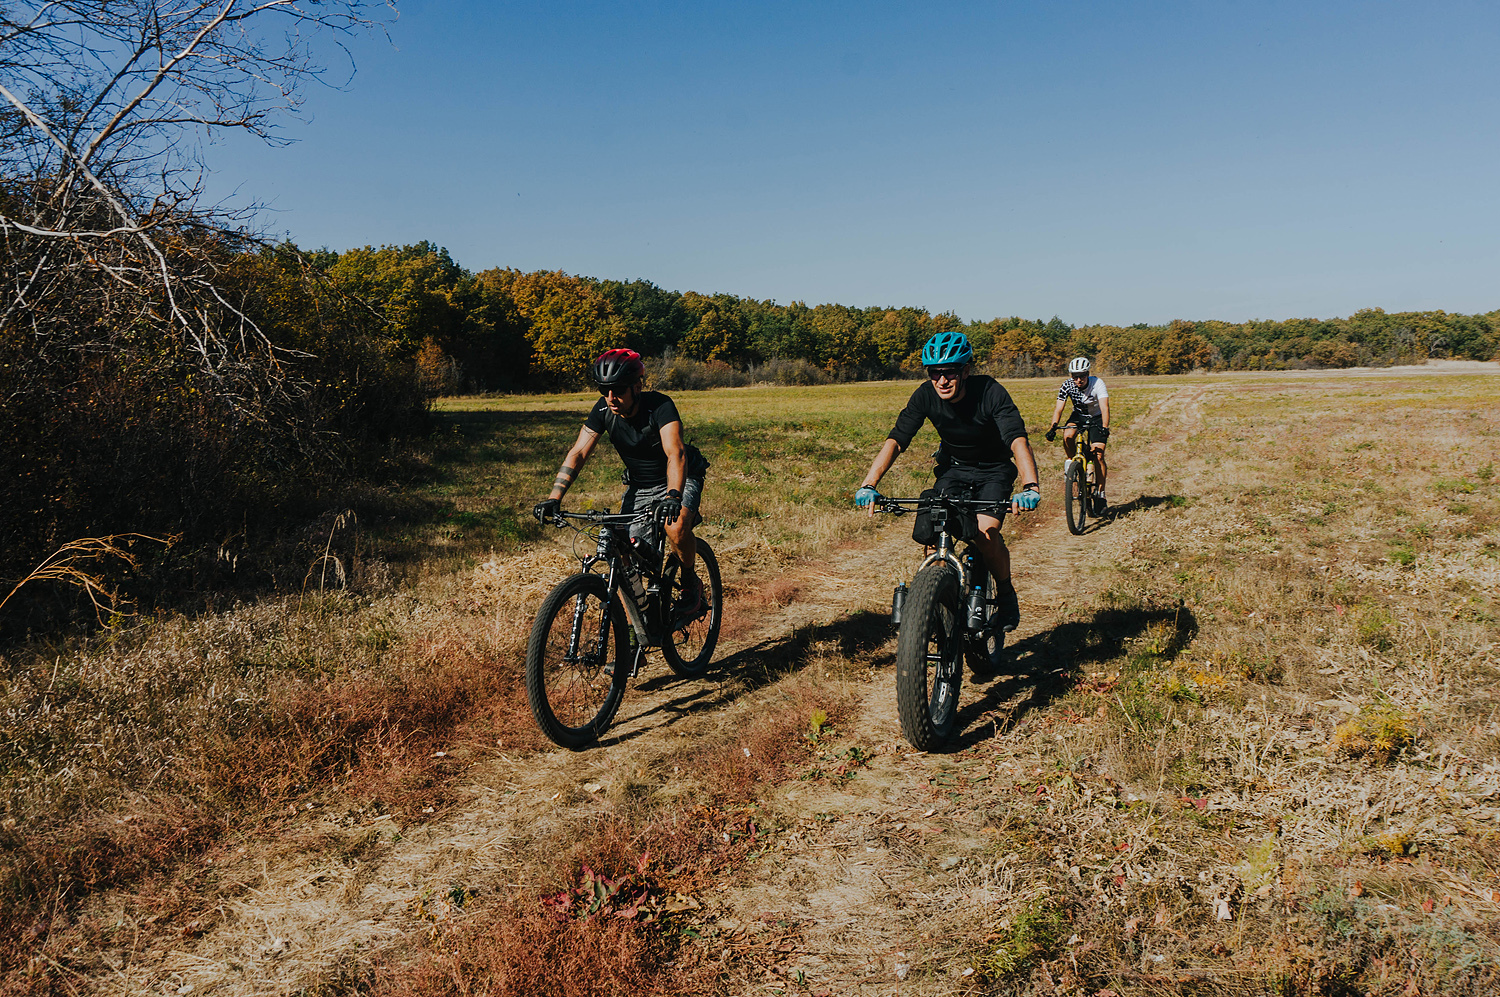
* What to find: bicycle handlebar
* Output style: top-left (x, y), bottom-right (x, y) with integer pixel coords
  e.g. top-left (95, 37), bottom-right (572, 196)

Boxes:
top-left (873, 494), bottom-right (1009, 516)
top-left (542, 505), bottom-right (670, 530)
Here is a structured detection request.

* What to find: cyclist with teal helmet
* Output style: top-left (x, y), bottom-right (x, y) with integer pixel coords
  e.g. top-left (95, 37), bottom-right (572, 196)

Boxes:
top-left (855, 331), bottom-right (1041, 634)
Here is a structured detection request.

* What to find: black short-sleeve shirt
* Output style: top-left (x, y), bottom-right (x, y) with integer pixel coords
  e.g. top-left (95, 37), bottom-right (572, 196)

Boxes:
top-left (887, 375), bottom-right (1028, 470)
top-left (583, 391), bottom-right (681, 488)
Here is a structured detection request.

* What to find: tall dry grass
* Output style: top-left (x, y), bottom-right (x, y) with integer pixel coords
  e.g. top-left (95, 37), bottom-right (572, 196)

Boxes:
top-left (942, 374), bottom-right (1500, 993)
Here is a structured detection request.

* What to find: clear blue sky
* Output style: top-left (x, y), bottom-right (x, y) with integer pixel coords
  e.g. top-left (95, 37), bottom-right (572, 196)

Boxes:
top-left (208, 0), bottom-right (1500, 325)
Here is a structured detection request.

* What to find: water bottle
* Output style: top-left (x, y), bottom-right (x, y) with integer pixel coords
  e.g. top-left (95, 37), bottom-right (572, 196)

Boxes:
top-left (891, 583), bottom-right (907, 625)
top-left (630, 536), bottom-right (659, 569)
top-left (966, 583), bottom-right (986, 630)
top-left (623, 560), bottom-right (647, 603)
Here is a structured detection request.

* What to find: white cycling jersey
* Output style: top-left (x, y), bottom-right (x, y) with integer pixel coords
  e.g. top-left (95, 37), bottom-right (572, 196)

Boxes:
top-left (1058, 375), bottom-right (1108, 419)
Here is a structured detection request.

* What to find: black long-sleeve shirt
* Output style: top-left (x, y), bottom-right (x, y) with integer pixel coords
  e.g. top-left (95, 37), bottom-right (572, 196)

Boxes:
top-left (887, 375), bottom-right (1028, 469)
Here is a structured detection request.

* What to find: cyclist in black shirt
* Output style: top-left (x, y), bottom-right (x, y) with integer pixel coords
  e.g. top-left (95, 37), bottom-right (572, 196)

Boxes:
top-left (535, 349), bottom-right (709, 614)
top-left (855, 332), bottom-right (1040, 632)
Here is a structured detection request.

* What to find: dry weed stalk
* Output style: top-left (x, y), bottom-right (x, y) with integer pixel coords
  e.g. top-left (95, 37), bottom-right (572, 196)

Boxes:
top-left (303, 510), bottom-right (357, 595)
top-left (0, 532), bottom-right (173, 620)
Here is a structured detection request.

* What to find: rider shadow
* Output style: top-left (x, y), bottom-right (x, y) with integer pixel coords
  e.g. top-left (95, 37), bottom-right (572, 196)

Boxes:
top-left (946, 601), bottom-right (1198, 752)
top-left (603, 610), bottom-right (895, 744)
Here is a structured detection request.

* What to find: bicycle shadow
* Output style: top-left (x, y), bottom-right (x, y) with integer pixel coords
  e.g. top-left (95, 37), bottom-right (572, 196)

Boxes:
top-left (945, 601), bottom-right (1198, 752)
top-left (602, 610), bottom-right (896, 745)
top-left (1107, 494), bottom-right (1182, 520)
top-left (1069, 493), bottom-right (1183, 534)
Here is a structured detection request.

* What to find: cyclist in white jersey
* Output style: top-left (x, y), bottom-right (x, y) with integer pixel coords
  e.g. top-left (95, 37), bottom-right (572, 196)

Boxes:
top-left (1045, 357), bottom-right (1111, 512)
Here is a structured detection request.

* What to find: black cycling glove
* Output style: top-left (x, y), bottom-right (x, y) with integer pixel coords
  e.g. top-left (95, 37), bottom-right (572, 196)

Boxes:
top-left (534, 498), bottom-right (560, 523)
top-left (657, 489), bottom-right (684, 525)
top-left (1096, 427), bottom-right (1110, 442)
top-left (1044, 424), bottom-right (1057, 442)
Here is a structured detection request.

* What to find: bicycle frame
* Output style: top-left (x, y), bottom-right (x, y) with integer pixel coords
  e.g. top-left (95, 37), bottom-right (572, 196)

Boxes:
top-left (878, 494), bottom-right (1003, 635)
top-left (528, 505), bottom-right (723, 748)
top-left (1061, 412), bottom-right (1106, 484)
top-left (557, 508), bottom-right (671, 665)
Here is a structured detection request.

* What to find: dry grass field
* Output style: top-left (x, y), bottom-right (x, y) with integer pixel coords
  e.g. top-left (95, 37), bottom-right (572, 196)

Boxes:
top-left (2, 368), bottom-right (1498, 997)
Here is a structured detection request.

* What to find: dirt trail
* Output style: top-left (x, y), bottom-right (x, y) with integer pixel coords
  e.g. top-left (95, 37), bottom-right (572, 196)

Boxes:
top-left (696, 385), bottom-right (1211, 994)
top-left (93, 387), bottom-right (1209, 997)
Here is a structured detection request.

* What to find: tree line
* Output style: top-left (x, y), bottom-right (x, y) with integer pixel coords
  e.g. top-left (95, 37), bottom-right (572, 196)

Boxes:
top-left (298, 242), bottom-right (1499, 392)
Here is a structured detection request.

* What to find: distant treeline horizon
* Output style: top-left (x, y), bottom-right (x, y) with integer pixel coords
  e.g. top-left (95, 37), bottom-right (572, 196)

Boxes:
top-left (299, 242), bottom-right (1499, 394)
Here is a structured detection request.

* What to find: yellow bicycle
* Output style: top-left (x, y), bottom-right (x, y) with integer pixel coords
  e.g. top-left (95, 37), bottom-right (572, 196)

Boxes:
top-left (1054, 412), bottom-right (1107, 535)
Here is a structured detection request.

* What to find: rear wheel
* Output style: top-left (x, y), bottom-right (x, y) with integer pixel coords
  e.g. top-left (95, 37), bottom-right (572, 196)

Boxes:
top-left (661, 540), bottom-right (723, 677)
top-left (525, 573), bottom-right (629, 750)
top-left (895, 562), bottom-right (964, 750)
top-left (1064, 459), bottom-right (1087, 535)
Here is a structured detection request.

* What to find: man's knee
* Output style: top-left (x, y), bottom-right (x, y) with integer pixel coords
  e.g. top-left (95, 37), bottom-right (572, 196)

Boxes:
top-left (666, 517), bottom-right (695, 546)
top-left (974, 517), bottom-right (1004, 545)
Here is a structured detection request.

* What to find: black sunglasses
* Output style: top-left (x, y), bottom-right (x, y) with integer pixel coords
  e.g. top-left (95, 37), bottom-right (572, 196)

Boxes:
top-left (926, 366), bottom-right (965, 381)
top-left (598, 383), bottom-right (635, 396)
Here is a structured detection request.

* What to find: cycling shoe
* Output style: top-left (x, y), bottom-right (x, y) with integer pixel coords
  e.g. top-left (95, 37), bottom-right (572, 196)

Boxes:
top-left (991, 579), bottom-right (1020, 633)
top-left (672, 577), bottom-right (705, 623)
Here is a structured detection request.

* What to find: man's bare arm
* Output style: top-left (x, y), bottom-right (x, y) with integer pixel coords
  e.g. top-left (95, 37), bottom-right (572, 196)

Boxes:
top-left (549, 427), bottom-right (602, 501)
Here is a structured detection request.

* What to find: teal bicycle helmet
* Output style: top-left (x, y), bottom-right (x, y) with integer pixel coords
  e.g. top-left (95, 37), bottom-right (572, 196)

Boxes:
top-left (921, 331), bottom-right (973, 367)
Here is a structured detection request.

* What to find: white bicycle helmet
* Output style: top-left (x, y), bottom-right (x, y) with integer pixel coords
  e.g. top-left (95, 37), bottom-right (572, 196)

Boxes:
top-left (1068, 357), bottom-right (1091, 375)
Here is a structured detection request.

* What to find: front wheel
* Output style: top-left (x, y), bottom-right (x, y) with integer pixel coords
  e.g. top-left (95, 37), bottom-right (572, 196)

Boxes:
top-left (661, 540), bottom-right (723, 677)
top-left (894, 562), bottom-right (965, 750)
top-left (1064, 459), bottom-right (1087, 535)
top-left (525, 573), bottom-right (629, 750)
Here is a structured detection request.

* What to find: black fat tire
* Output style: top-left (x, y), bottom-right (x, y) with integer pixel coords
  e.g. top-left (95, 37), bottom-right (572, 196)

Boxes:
top-left (525, 573), bottom-right (629, 750)
top-left (661, 541), bottom-right (723, 677)
top-left (1064, 459), bottom-right (1087, 535)
top-left (895, 562), bottom-right (965, 750)
top-left (966, 571), bottom-right (1005, 673)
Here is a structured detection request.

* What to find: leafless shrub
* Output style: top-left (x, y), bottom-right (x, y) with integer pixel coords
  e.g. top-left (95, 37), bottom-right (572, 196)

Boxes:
top-left (0, 1), bottom-right (393, 397)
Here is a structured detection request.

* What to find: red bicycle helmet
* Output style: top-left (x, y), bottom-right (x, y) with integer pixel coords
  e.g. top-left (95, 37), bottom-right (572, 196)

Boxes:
top-left (591, 348), bottom-right (645, 389)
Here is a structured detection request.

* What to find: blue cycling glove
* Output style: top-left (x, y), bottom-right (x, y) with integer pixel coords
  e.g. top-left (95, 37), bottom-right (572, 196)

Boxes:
top-left (854, 486), bottom-right (881, 508)
top-left (1012, 487), bottom-right (1040, 511)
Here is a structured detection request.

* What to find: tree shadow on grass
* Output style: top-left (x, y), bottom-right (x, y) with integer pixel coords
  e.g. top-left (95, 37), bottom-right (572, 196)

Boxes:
top-left (602, 610), bottom-right (894, 746)
top-left (948, 601), bottom-right (1197, 751)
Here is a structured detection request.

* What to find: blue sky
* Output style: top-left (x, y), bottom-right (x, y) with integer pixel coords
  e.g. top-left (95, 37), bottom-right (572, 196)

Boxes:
top-left (208, 0), bottom-right (1500, 325)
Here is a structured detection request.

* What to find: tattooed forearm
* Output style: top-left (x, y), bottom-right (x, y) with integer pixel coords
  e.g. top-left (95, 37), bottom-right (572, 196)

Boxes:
top-left (552, 464), bottom-right (578, 493)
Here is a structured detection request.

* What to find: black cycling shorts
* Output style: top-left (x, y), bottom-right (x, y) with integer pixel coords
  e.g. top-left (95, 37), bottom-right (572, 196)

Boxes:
top-left (1064, 415), bottom-right (1107, 447)
top-left (933, 463), bottom-right (1015, 518)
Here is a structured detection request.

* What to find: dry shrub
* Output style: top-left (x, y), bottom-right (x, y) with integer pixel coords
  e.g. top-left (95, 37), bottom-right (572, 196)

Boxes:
top-left (759, 578), bottom-right (801, 607)
top-left (0, 603), bottom-right (546, 986)
top-left (681, 675), bottom-right (859, 802)
top-left (1330, 702), bottom-right (1421, 763)
top-left (377, 897), bottom-right (719, 997)
top-left (564, 805), bottom-right (768, 898)
top-left (0, 801), bottom-right (224, 980)
top-left (198, 630), bottom-right (546, 812)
